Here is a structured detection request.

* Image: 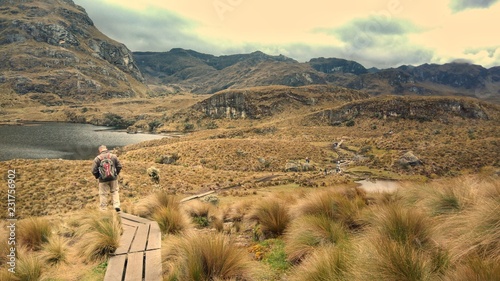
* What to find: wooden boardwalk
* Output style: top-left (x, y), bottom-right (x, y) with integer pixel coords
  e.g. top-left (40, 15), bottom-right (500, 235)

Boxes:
top-left (104, 213), bottom-right (162, 281)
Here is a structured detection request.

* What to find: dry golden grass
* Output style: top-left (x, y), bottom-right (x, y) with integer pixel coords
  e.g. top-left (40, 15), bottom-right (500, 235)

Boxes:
top-left (248, 197), bottom-right (291, 238)
top-left (292, 187), bottom-right (367, 230)
top-left (77, 211), bottom-right (122, 261)
top-left (18, 217), bottom-right (52, 251)
top-left (162, 232), bottom-right (258, 280)
top-left (284, 215), bottom-right (349, 263)
top-left (289, 244), bottom-right (353, 281)
top-left (1, 89), bottom-right (499, 280)
top-left (40, 236), bottom-right (68, 265)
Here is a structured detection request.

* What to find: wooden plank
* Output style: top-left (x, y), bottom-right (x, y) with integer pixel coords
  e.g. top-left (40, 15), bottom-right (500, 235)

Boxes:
top-left (145, 249), bottom-right (162, 281)
top-left (180, 190), bottom-right (215, 203)
top-left (129, 223), bottom-right (149, 253)
top-left (104, 254), bottom-right (126, 281)
top-left (146, 222), bottom-right (162, 250)
top-left (124, 252), bottom-right (144, 281)
top-left (120, 212), bottom-right (153, 224)
top-left (114, 224), bottom-right (137, 255)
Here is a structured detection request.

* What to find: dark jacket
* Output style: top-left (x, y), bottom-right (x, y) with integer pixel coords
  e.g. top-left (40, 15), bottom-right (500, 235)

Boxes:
top-left (92, 150), bottom-right (122, 182)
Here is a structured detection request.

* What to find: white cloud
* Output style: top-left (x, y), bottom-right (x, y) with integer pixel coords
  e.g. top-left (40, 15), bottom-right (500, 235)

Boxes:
top-left (72, 0), bottom-right (500, 68)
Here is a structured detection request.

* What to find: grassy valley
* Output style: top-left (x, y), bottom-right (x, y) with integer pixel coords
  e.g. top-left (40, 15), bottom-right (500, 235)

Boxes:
top-left (0, 85), bottom-right (499, 280)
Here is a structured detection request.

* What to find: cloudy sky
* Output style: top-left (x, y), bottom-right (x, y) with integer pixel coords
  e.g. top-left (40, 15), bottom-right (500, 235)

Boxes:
top-left (72, 0), bottom-right (500, 68)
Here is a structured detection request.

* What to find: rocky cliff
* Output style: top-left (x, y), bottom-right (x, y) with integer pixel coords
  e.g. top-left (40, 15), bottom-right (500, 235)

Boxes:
top-left (190, 85), bottom-right (370, 120)
top-left (0, 0), bottom-right (145, 102)
top-left (310, 96), bottom-right (493, 126)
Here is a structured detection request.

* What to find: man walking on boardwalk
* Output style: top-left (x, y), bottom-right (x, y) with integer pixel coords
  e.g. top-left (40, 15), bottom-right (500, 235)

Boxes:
top-left (91, 145), bottom-right (122, 212)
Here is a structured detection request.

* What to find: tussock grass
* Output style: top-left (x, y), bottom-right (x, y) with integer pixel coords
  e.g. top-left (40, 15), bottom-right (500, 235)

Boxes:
top-left (450, 198), bottom-right (500, 261)
top-left (18, 217), bottom-right (52, 251)
top-left (372, 203), bottom-right (434, 248)
top-left (248, 197), bottom-right (291, 238)
top-left (184, 200), bottom-right (212, 218)
top-left (369, 238), bottom-right (433, 281)
top-left (184, 200), bottom-right (214, 228)
top-left (162, 232), bottom-right (257, 280)
top-left (289, 244), bottom-right (353, 281)
top-left (222, 199), bottom-right (254, 223)
top-left (136, 192), bottom-right (191, 234)
top-left (40, 236), bottom-right (68, 265)
top-left (293, 188), bottom-right (367, 230)
top-left (136, 192), bottom-right (180, 218)
top-left (444, 256), bottom-right (500, 281)
top-left (152, 206), bottom-right (191, 234)
top-left (284, 215), bottom-right (349, 263)
top-left (430, 185), bottom-right (473, 215)
top-left (14, 254), bottom-right (44, 281)
top-left (78, 211), bottom-right (121, 261)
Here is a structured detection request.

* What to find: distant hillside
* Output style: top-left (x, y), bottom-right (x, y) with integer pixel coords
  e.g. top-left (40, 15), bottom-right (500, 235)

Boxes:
top-left (306, 95), bottom-right (496, 127)
top-left (135, 49), bottom-right (500, 103)
top-left (173, 85), bottom-right (370, 122)
top-left (133, 49), bottom-right (323, 94)
top-left (0, 0), bottom-right (146, 104)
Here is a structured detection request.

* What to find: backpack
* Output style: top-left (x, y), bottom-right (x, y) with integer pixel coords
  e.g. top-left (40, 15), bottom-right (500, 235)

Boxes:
top-left (98, 153), bottom-right (117, 181)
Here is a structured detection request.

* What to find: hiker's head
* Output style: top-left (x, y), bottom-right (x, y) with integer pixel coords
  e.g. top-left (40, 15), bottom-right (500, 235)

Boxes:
top-left (98, 145), bottom-right (108, 153)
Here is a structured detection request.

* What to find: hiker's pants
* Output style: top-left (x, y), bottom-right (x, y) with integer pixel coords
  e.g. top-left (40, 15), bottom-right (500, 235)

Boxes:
top-left (99, 180), bottom-right (120, 210)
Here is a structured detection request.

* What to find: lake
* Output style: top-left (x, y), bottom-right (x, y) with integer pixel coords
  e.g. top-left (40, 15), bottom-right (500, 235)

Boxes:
top-left (0, 122), bottom-right (165, 161)
top-left (356, 179), bottom-right (400, 193)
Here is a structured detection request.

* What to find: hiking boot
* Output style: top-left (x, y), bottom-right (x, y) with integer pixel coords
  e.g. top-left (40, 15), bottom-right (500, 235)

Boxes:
top-left (115, 207), bottom-right (121, 212)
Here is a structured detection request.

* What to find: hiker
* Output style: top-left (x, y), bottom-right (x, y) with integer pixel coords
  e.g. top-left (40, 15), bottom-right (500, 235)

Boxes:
top-left (91, 145), bottom-right (122, 212)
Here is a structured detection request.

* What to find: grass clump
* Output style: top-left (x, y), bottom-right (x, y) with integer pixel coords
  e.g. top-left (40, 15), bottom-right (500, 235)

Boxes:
top-left (248, 197), bottom-right (291, 238)
top-left (40, 236), bottom-right (68, 265)
top-left (284, 215), bottom-right (349, 263)
top-left (18, 217), bottom-right (52, 251)
top-left (294, 188), bottom-right (367, 230)
top-left (137, 192), bottom-right (191, 234)
top-left (289, 244), bottom-right (352, 281)
top-left (14, 254), bottom-right (44, 281)
top-left (163, 232), bottom-right (257, 280)
top-left (136, 192), bottom-right (179, 218)
top-left (78, 211), bottom-right (121, 261)
top-left (373, 203), bottom-right (433, 248)
top-left (152, 206), bottom-right (190, 234)
top-left (184, 200), bottom-right (213, 228)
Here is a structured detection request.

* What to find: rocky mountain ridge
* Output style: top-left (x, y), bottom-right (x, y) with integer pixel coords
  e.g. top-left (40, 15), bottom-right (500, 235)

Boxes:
top-left (1, 0), bottom-right (499, 106)
top-left (135, 48), bottom-right (500, 103)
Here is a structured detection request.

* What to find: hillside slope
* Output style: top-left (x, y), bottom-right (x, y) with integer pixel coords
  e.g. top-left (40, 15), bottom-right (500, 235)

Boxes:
top-left (0, 0), bottom-right (146, 104)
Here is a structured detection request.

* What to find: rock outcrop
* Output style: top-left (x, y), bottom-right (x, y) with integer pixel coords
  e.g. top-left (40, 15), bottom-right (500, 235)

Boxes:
top-left (312, 96), bottom-right (492, 126)
top-left (191, 85), bottom-right (370, 120)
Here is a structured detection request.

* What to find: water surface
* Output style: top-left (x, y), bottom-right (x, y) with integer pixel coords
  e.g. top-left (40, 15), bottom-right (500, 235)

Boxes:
top-left (0, 122), bottom-right (164, 161)
top-left (356, 179), bottom-right (400, 193)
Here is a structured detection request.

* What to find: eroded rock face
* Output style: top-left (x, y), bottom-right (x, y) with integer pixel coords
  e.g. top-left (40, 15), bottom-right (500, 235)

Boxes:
top-left (314, 96), bottom-right (491, 125)
top-left (0, 0), bottom-right (144, 100)
top-left (198, 91), bottom-right (248, 119)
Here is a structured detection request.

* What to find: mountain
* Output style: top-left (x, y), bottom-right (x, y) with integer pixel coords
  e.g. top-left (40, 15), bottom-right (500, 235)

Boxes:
top-left (135, 49), bottom-right (500, 103)
top-left (0, 0), bottom-right (146, 104)
top-left (133, 49), bottom-right (324, 94)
